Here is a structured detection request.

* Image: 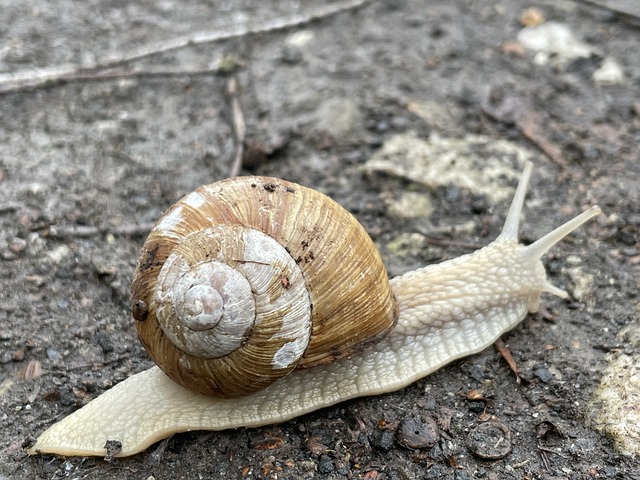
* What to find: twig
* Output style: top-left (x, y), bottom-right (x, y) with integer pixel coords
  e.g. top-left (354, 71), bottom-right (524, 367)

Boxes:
top-left (518, 120), bottom-right (567, 170)
top-left (414, 226), bottom-right (485, 250)
top-left (481, 94), bottom-right (569, 170)
top-left (420, 235), bottom-right (484, 250)
top-left (46, 222), bottom-right (154, 239)
top-left (537, 444), bottom-right (567, 457)
top-left (511, 459), bottom-right (530, 469)
top-left (0, 0), bottom-right (371, 94)
top-left (3, 65), bottom-right (235, 91)
top-left (227, 76), bottom-right (246, 177)
top-left (540, 448), bottom-right (551, 470)
top-left (0, 202), bottom-right (23, 213)
top-left (52, 352), bottom-right (138, 372)
top-left (495, 338), bottom-right (521, 384)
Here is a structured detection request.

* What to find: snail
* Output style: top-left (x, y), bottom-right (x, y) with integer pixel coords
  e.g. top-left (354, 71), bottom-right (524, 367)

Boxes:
top-left (27, 162), bottom-right (600, 457)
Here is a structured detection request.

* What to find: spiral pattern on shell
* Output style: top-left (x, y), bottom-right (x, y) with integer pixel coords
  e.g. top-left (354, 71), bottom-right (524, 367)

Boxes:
top-left (131, 177), bottom-right (398, 397)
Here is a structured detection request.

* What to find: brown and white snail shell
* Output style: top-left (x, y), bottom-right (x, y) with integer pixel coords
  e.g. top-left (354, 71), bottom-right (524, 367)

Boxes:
top-left (28, 162), bottom-right (600, 457)
top-left (131, 177), bottom-right (398, 397)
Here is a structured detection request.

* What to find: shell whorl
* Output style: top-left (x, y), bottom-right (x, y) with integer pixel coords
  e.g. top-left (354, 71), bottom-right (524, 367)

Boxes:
top-left (131, 177), bottom-right (398, 397)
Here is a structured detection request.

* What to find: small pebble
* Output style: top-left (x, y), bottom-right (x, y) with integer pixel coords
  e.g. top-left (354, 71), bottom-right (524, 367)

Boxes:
top-left (454, 470), bottom-right (471, 480)
top-left (335, 460), bottom-right (348, 475)
top-left (534, 367), bottom-right (553, 383)
top-left (46, 348), bottom-right (61, 362)
top-left (8, 237), bottom-right (27, 253)
top-left (73, 326), bottom-right (97, 339)
top-left (317, 454), bottom-right (334, 474)
top-left (390, 115), bottom-right (409, 129)
top-left (425, 464), bottom-right (449, 479)
top-left (82, 379), bottom-right (97, 393)
top-left (297, 460), bottom-right (317, 474)
top-left (95, 331), bottom-right (114, 354)
top-left (371, 429), bottom-right (395, 451)
top-left (101, 379), bottom-right (113, 389)
top-left (48, 245), bottom-right (71, 263)
top-left (305, 436), bottom-right (328, 455)
top-left (569, 437), bottom-right (596, 454)
top-left (280, 46), bottom-right (302, 64)
top-left (375, 120), bottom-right (390, 132)
top-left (59, 388), bottom-right (75, 406)
top-left (517, 21), bottom-right (593, 66)
top-left (518, 7), bottom-right (545, 27)
top-left (468, 364), bottom-right (486, 382)
top-left (285, 30), bottom-right (314, 48)
top-left (593, 57), bottom-right (625, 86)
top-left (396, 416), bottom-right (439, 449)
top-left (315, 98), bottom-right (362, 140)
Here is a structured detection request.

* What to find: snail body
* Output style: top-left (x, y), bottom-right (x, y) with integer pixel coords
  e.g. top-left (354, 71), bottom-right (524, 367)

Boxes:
top-left (28, 162), bottom-right (600, 457)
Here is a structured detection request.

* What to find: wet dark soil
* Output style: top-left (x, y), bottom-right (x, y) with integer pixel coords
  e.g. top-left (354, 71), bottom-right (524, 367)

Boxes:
top-left (1, 0), bottom-right (639, 478)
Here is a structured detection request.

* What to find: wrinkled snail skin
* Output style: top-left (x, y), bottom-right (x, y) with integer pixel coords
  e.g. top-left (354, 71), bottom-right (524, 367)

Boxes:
top-left (27, 162), bottom-right (601, 457)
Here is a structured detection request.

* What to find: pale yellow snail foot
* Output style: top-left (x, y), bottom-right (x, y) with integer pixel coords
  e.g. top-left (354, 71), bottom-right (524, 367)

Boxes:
top-left (28, 367), bottom-right (282, 457)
